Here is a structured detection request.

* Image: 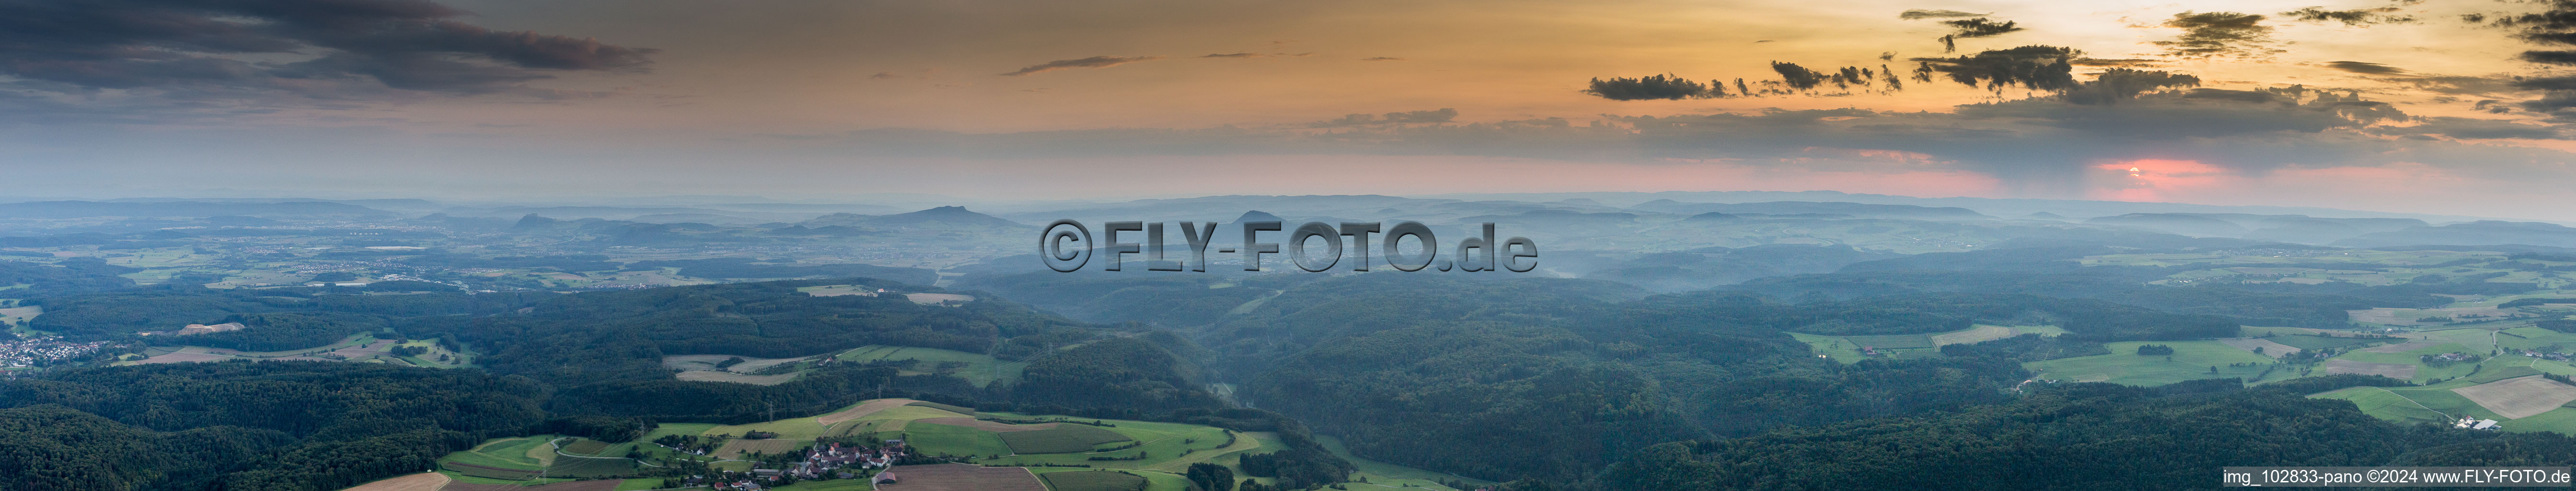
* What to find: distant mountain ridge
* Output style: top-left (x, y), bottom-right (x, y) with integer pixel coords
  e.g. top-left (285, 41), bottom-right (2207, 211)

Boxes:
top-left (0, 200), bottom-right (391, 219)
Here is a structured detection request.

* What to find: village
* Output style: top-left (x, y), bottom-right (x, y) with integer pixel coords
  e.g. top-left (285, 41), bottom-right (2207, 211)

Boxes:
top-left (669, 438), bottom-right (915, 491)
top-left (0, 335), bottom-right (115, 369)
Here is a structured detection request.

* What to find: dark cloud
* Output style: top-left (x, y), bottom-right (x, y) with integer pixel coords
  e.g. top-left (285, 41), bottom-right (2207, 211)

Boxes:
top-left (1585, 74), bottom-right (1715, 100)
top-left (2515, 76), bottom-right (2576, 91)
top-left (1909, 46), bottom-right (2079, 92)
top-left (1771, 63), bottom-right (1829, 91)
top-left (2280, 7), bottom-right (2417, 25)
top-left (2063, 69), bottom-right (2201, 105)
top-left (1941, 18), bottom-right (2025, 38)
top-left (1899, 9), bottom-right (1987, 20)
top-left (2522, 50), bottom-right (2576, 65)
top-left (2155, 12), bottom-right (2277, 58)
top-left (868, 72), bottom-right (900, 79)
top-left (997, 55), bottom-right (1162, 76)
top-left (0, 0), bottom-right (654, 95)
top-left (1308, 108), bottom-right (1458, 127)
top-left (2326, 61), bottom-right (2407, 74)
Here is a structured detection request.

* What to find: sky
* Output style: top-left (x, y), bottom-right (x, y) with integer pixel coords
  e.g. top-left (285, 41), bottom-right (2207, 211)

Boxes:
top-left (7, 0), bottom-right (2576, 219)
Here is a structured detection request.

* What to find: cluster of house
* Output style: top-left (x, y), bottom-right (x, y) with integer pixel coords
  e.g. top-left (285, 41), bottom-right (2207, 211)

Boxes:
top-left (2513, 349), bottom-right (2572, 362)
top-left (0, 335), bottom-right (112, 368)
top-left (2427, 352), bottom-right (2476, 362)
top-left (2455, 417), bottom-right (2502, 431)
top-left (699, 440), bottom-right (910, 491)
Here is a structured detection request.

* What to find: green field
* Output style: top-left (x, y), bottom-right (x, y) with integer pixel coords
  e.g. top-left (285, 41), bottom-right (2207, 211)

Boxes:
top-left (564, 439), bottom-right (611, 455)
top-left (2499, 327), bottom-right (2576, 352)
top-left (2419, 329), bottom-right (2501, 354)
top-left (2023, 340), bottom-right (2286, 386)
top-left (1029, 467), bottom-right (1196, 491)
top-left (435, 436), bottom-right (567, 484)
top-left (2314, 376), bottom-right (2514, 425)
top-left (2265, 335), bottom-right (2384, 351)
top-left (893, 421), bottom-right (1017, 457)
top-left (2328, 342), bottom-right (2482, 383)
top-left (2503, 407), bottom-right (2576, 435)
top-left (547, 456), bottom-right (636, 478)
top-left (997, 424), bottom-right (1133, 454)
top-left (1039, 470), bottom-right (1151, 491)
top-left (837, 345), bottom-right (1027, 386)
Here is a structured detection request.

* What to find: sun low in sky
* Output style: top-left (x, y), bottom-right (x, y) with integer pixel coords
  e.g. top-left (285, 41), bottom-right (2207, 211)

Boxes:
top-left (6, 0), bottom-right (2576, 219)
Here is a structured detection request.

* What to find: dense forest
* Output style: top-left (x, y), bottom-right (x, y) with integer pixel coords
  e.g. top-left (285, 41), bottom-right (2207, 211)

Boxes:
top-left (1597, 379), bottom-right (2575, 491)
top-left (0, 362), bottom-right (546, 491)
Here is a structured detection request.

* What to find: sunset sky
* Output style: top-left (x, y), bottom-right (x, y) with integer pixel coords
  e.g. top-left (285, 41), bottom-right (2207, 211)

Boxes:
top-left (8, 0), bottom-right (2576, 219)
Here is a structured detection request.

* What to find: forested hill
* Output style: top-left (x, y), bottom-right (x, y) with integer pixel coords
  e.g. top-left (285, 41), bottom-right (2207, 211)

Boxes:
top-left (412, 279), bottom-right (1094, 384)
top-left (0, 362), bottom-right (548, 491)
top-left (1202, 273), bottom-right (2247, 482)
top-left (1600, 380), bottom-right (2576, 490)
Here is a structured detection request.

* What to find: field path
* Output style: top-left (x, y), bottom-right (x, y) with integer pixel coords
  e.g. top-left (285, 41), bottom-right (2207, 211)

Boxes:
top-left (2370, 388), bottom-right (2452, 419)
top-left (334, 472), bottom-right (448, 491)
top-left (817, 398), bottom-right (920, 426)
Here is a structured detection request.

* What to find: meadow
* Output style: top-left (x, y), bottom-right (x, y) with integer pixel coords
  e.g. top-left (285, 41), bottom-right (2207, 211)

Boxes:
top-left (2022, 340), bottom-right (2287, 386)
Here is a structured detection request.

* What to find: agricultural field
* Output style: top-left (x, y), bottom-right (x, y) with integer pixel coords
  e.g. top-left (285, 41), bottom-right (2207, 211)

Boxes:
top-left (435, 435), bottom-right (653, 484)
top-left (1794, 325), bottom-right (2064, 362)
top-left (702, 397), bottom-right (1328, 487)
top-left (664, 352), bottom-right (824, 385)
top-left (2311, 373), bottom-right (2576, 435)
top-left (1037, 470), bottom-right (1149, 491)
top-left (121, 336), bottom-right (453, 367)
top-left (333, 472), bottom-right (450, 491)
top-left (2325, 341), bottom-right (2482, 383)
top-left (2263, 335), bottom-right (2385, 351)
top-left (436, 435), bottom-right (566, 484)
top-left (878, 464), bottom-right (1046, 491)
top-left (763, 479), bottom-right (879, 491)
top-left (2451, 374), bottom-right (2576, 419)
top-left (0, 304), bottom-right (39, 335)
top-left (837, 344), bottom-right (1027, 386)
top-left (2023, 340), bottom-right (2289, 386)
